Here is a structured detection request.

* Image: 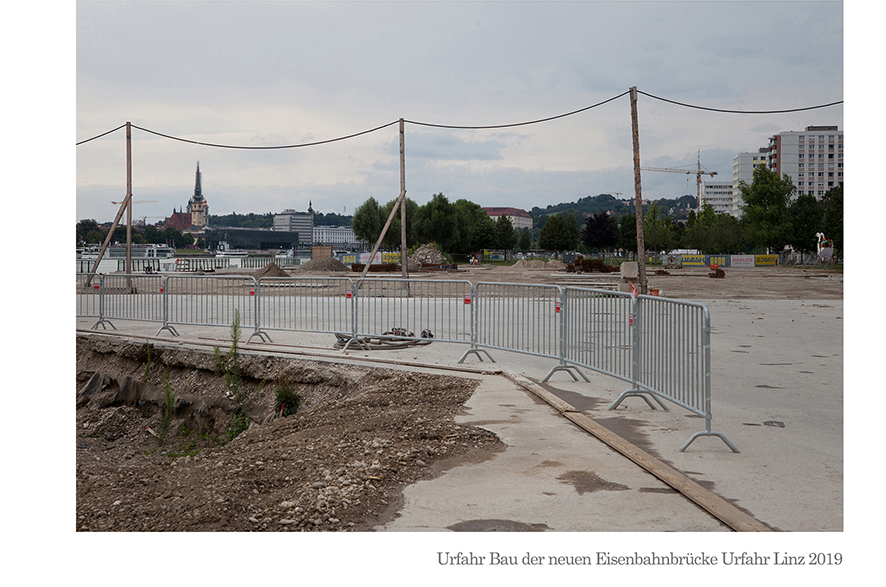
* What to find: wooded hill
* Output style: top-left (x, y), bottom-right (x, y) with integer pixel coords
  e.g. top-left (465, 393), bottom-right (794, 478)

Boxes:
top-left (531, 193), bottom-right (698, 226)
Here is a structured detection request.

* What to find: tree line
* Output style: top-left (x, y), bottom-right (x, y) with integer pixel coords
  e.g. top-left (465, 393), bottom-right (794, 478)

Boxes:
top-left (350, 194), bottom-right (522, 255)
top-left (350, 165), bottom-right (842, 260)
top-left (76, 220), bottom-right (200, 249)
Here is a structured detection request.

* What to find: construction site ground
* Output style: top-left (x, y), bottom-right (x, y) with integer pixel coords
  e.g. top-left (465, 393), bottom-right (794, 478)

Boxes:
top-left (47, 263), bottom-right (870, 583)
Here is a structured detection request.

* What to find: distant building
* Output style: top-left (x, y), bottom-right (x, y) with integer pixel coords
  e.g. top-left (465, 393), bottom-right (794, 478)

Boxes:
top-left (273, 203), bottom-right (314, 246)
top-left (204, 227), bottom-right (299, 251)
top-left (165, 209), bottom-right (192, 232)
top-left (482, 207), bottom-right (533, 230)
top-left (766, 125), bottom-right (843, 200)
top-left (313, 225), bottom-right (358, 249)
top-left (701, 181), bottom-right (738, 216)
top-left (187, 162), bottom-right (209, 226)
top-left (732, 148), bottom-right (770, 217)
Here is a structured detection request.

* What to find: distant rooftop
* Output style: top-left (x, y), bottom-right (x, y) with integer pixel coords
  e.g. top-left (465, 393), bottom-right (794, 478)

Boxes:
top-left (482, 207), bottom-right (532, 218)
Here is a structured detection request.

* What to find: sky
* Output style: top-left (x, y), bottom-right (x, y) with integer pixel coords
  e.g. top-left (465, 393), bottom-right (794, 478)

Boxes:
top-left (73, 0), bottom-right (846, 224)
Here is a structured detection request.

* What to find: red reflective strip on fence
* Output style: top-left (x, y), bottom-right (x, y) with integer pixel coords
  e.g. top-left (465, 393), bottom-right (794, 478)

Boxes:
top-left (464, 294), bottom-right (471, 304)
top-left (556, 302), bottom-right (561, 313)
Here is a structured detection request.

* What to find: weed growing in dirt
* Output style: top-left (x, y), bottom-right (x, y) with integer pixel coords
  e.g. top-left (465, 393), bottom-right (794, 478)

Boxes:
top-left (226, 414), bottom-right (250, 442)
top-left (158, 371), bottom-right (175, 444)
top-left (275, 383), bottom-right (301, 418)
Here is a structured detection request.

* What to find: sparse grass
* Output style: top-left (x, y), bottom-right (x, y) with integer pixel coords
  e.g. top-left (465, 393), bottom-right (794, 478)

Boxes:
top-left (275, 383), bottom-right (301, 418)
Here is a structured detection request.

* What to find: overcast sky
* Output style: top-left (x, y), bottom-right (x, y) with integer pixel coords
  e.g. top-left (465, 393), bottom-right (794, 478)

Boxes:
top-left (72, 0), bottom-right (846, 223)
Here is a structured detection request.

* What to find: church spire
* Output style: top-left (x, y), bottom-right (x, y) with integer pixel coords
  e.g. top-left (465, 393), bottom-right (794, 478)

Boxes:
top-left (194, 162), bottom-right (202, 200)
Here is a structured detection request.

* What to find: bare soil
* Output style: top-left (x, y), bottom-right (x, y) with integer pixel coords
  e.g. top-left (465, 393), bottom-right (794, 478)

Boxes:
top-left (76, 336), bottom-right (502, 531)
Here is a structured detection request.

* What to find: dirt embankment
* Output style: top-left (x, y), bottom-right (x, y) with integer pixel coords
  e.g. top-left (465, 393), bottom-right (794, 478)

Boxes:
top-left (76, 336), bottom-right (503, 531)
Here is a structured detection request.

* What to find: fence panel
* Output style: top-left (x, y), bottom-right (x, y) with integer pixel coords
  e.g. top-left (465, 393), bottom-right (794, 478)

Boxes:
top-left (99, 274), bottom-right (167, 324)
top-left (634, 295), bottom-right (710, 417)
top-left (562, 287), bottom-right (635, 382)
top-left (165, 275), bottom-right (258, 329)
top-left (258, 276), bottom-right (355, 335)
top-left (473, 282), bottom-right (562, 359)
top-left (353, 279), bottom-right (473, 345)
top-left (76, 273), bottom-right (102, 318)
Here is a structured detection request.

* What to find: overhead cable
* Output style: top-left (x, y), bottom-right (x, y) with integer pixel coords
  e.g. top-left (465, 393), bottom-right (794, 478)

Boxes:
top-left (75, 89), bottom-right (844, 149)
top-left (75, 123), bottom-right (127, 145)
top-left (130, 120), bottom-right (400, 149)
top-left (637, 90), bottom-right (843, 114)
top-left (404, 91), bottom-right (631, 129)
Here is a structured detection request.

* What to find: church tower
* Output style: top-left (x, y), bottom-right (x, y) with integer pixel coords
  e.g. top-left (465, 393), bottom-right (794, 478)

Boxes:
top-left (187, 162), bottom-right (209, 226)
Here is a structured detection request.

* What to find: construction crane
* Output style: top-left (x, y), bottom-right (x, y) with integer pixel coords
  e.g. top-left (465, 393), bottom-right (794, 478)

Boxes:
top-left (112, 199), bottom-right (157, 205)
top-left (641, 152), bottom-right (717, 209)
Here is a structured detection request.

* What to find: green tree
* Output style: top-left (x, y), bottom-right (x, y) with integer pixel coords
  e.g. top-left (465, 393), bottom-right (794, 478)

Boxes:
top-left (415, 193), bottom-right (460, 253)
top-left (537, 213), bottom-right (578, 252)
top-left (580, 213), bottom-right (619, 252)
top-left (739, 165), bottom-right (795, 253)
top-left (821, 184), bottom-right (843, 256)
top-left (617, 213), bottom-right (637, 254)
top-left (517, 228), bottom-right (532, 253)
top-left (379, 197), bottom-right (419, 250)
top-left (787, 194), bottom-right (824, 255)
top-left (494, 214), bottom-right (517, 251)
top-left (452, 199), bottom-right (496, 254)
top-left (351, 197), bottom-right (383, 246)
top-left (643, 202), bottom-right (675, 255)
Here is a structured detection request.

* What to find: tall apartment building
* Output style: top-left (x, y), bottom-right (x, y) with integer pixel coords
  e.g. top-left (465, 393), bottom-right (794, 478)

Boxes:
top-left (273, 203), bottom-right (314, 246)
top-left (767, 125), bottom-right (844, 199)
top-left (732, 148), bottom-right (770, 216)
top-left (701, 181), bottom-right (738, 216)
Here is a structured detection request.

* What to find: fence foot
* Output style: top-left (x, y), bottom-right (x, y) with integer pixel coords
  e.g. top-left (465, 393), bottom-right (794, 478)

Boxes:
top-left (458, 348), bottom-right (496, 364)
top-left (247, 330), bottom-right (272, 344)
top-left (156, 324), bottom-right (179, 337)
top-left (91, 319), bottom-right (116, 330)
top-left (679, 429), bottom-right (740, 453)
top-left (609, 388), bottom-right (670, 411)
top-left (542, 364), bottom-right (590, 383)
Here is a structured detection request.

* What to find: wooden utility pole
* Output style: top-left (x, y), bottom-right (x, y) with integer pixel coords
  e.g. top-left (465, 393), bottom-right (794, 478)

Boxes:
top-left (399, 118), bottom-right (408, 279)
top-left (125, 121), bottom-right (132, 277)
top-left (86, 122), bottom-right (135, 288)
top-left (360, 118), bottom-right (408, 280)
top-left (629, 87), bottom-right (648, 295)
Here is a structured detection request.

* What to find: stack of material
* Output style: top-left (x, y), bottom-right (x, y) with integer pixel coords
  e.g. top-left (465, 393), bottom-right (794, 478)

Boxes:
top-left (408, 244), bottom-right (445, 265)
top-left (295, 257), bottom-right (350, 273)
top-left (253, 262), bottom-right (289, 279)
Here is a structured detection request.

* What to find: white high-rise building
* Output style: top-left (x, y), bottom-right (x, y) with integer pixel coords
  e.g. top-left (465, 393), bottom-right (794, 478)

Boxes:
top-left (732, 148), bottom-right (770, 216)
top-left (766, 125), bottom-right (843, 199)
top-left (701, 181), bottom-right (738, 216)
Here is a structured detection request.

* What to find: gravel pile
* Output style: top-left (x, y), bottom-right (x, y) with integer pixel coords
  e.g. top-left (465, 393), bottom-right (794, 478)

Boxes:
top-left (253, 262), bottom-right (290, 279)
top-left (408, 244), bottom-right (446, 265)
top-left (295, 257), bottom-right (350, 273)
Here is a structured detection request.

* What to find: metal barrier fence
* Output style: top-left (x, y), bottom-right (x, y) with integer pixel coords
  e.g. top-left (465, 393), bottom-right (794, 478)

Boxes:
top-left (75, 274), bottom-right (736, 451)
top-left (257, 276), bottom-right (355, 339)
top-left (351, 279), bottom-right (473, 351)
top-left (561, 287), bottom-right (635, 384)
top-left (470, 282), bottom-right (563, 365)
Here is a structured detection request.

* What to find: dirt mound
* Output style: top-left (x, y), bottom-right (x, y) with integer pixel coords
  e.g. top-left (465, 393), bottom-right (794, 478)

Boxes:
top-left (253, 262), bottom-right (290, 279)
top-left (408, 244), bottom-right (445, 265)
top-left (294, 257), bottom-right (350, 273)
top-left (75, 335), bottom-right (502, 532)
